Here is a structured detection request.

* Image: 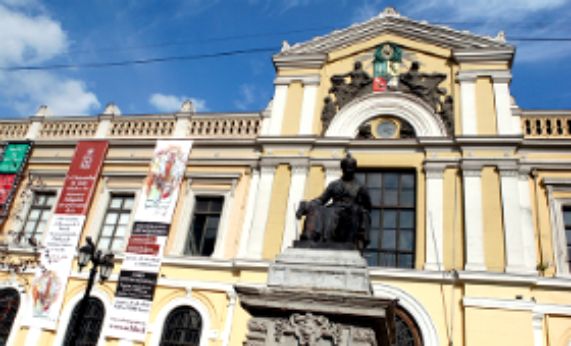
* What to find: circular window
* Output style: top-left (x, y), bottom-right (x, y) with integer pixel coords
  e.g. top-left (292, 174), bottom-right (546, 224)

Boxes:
top-left (376, 119), bottom-right (398, 138)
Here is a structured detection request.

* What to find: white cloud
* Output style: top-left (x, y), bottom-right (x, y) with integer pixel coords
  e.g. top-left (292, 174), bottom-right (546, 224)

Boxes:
top-left (234, 84), bottom-right (257, 110)
top-left (0, 4), bottom-right (100, 116)
top-left (149, 93), bottom-right (208, 112)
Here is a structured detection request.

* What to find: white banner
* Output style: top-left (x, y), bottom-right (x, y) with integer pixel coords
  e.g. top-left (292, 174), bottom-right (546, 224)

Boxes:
top-left (28, 215), bottom-right (85, 329)
top-left (106, 140), bottom-right (192, 342)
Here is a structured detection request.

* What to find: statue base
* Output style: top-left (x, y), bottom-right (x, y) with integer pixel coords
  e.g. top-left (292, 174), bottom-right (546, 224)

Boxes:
top-left (236, 247), bottom-right (396, 345)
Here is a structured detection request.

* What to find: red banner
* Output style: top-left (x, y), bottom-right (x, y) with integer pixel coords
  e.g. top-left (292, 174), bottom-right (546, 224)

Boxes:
top-left (0, 174), bottom-right (17, 205)
top-left (55, 141), bottom-right (108, 215)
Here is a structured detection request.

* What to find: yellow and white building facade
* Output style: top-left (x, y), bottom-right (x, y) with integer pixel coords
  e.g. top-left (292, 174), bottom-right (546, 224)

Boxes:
top-left (0, 8), bottom-right (571, 346)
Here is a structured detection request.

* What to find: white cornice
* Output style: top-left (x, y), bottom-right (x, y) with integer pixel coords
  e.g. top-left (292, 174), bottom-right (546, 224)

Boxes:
top-left (456, 70), bottom-right (512, 81)
top-left (453, 49), bottom-right (514, 63)
top-left (274, 75), bottom-right (320, 85)
top-left (272, 53), bottom-right (327, 69)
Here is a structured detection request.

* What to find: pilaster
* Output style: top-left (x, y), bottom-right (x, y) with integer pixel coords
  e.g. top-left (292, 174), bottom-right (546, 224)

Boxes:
top-left (298, 79), bottom-right (319, 135)
top-left (462, 166), bottom-right (486, 271)
top-left (25, 116), bottom-right (44, 140)
top-left (457, 73), bottom-right (477, 135)
top-left (237, 167), bottom-right (261, 258)
top-left (245, 163), bottom-right (277, 259)
top-left (265, 82), bottom-right (289, 136)
top-left (95, 114), bottom-right (113, 138)
top-left (281, 162), bottom-right (309, 251)
top-left (491, 72), bottom-right (520, 135)
top-left (323, 161), bottom-right (341, 186)
top-left (173, 113), bottom-right (191, 137)
top-left (424, 163), bottom-right (445, 271)
top-left (518, 168), bottom-right (538, 273)
top-left (498, 164), bottom-right (528, 273)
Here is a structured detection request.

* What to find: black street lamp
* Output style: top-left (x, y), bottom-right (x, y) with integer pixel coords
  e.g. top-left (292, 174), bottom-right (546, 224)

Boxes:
top-left (67, 236), bottom-right (114, 345)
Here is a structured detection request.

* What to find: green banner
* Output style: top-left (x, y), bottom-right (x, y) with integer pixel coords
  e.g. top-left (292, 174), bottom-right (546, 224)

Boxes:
top-left (0, 143), bottom-right (31, 173)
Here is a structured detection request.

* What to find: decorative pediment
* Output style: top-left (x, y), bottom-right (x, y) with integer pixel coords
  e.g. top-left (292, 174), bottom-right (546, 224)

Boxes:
top-left (275, 8), bottom-right (513, 59)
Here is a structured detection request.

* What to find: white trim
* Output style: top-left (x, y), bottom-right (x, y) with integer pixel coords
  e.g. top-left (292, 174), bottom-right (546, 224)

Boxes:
top-left (500, 172), bottom-right (528, 273)
top-left (459, 78), bottom-right (477, 135)
top-left (281, 164), bottom-right (308, 251)
top-left (373, 284), bottom-right (440, 346)
top-left (425, 172), bottom-right (444, 271)
top-left (237, 169), bottom-right (260, 258)
top-left (148, 296), bottom-right (213, 346)
top-left (298, 84), bottom-right (318, 135)
top-left (463, 171), bottom-right (486, 271)
top-left (24, 327), bottom-right (41, 346)
top-left (532, 312), bottom-right (544, 346)
top-left (212, 190), bottom-right (233, 258)
top-left (220, 290), bottom-right (237, 346)
top-left (245, 165), bottom-right (276, 259)
top-left (266, 84), bottom-right (288, 135)
top-left (548, 193), bottom-right (571, 277)
top-left (463, 297), bottom-right (534, 311)
top-left (325, 92), bottom-right (447, 138)
top-left (492, 79), bottom-right (520, 135)
top-left (519, 174), bottom-right (538, 272)
top-left (53, 288), bottom-right (111, 346)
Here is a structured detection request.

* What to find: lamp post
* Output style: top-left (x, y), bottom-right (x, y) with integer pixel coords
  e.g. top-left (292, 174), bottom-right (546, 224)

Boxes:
top-left (67, 236), bottom-right (114, 345)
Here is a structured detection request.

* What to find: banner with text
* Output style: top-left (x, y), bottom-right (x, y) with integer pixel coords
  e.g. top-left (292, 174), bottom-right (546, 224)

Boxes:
top-left (106, 140), bottom-right (192, 341)
top-left (29, 141), bottom-right (108, 329)
top-left (0, 142), bottom-right (32, 218)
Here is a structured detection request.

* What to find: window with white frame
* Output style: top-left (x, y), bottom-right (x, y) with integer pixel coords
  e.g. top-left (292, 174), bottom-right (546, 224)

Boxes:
top-left (22, 191), bottom-right (57, 242)
top-left (96, 193), bottom-right (135, 252)
top-left (185, 196), bottom-right (224, 256)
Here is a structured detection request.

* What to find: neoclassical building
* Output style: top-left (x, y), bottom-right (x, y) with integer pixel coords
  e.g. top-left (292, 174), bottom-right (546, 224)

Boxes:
top-left (0, 8), bottom-right (570, 346)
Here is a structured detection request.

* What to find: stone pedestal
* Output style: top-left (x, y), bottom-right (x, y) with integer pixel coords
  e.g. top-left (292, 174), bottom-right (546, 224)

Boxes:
top-left (236, 248), bottom-right (396, 345)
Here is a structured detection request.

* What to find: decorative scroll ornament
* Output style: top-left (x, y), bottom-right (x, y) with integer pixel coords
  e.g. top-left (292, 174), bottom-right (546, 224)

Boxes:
top-left (275, 313), bottom-right (342, 345)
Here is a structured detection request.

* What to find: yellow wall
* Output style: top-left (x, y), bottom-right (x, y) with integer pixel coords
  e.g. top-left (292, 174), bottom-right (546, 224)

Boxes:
top-left (281, 82), bottom-right (303, 135)
top-left (465, 308), bottom-right (533, 345)
top-left (475, 77), bottom-right (497, 135)
top-left (481, 167), bottom-right (505, 272)
top-left (304, 165), bottom-right (325, 199)
top-left (443, 168), bottom-right (464, 269)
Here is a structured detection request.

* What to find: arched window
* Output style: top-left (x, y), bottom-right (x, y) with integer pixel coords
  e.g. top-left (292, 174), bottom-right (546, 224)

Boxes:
top-left (63, 297), bottom-right (105, 346)
top-left (0, 288), bottom-right (20, 345)
top-left (159, 306), bottom-right (202, 346)
top-left (395, 308), bottom-right (423, 346)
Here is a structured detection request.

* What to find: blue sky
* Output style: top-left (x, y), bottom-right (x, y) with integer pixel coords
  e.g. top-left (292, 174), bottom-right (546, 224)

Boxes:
top-left (0, 0), bottom-right (570, 118)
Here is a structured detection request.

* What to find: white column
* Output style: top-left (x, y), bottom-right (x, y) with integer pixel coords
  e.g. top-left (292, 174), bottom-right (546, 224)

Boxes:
top-left (281, 163), bottom-right (308, 251)
top-left (519, 171), bottom-right (538, 273)
top-left (221, 290), bottom-right (237, 346)
top-left (173, 113), bottom-right (191, 137)
top-left (458, 74), bottom-right (477, 135)
top-left (324, 161), bottom-right (341, 186)
top-left (245, 164), bottom-right (276, 259)
top-left (500, 168), bottom-right (527, 273)
top-left (25, 116), bottom-right (43, 140)
top-left (463, 168), bottom-right (486, 271)
top-left (25, 327), bottom-right (42, 346)
top-left (237, 168), bottom-right (260, 258)
top-left (265, 83), bottom-right (288, 136)
top-left (298, 83), bottom-right (318, 135)
top-left (492, 73), bottom-right (520, 135)
top-left (424, 165), bottom-right (445, 271)
top-left (532, 312), bottom-right (544, 346)
top-left (95, 114), bottom-right (113, 138)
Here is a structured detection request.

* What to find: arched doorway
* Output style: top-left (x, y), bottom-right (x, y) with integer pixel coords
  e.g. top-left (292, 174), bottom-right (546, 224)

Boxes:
top-left (62, 297), bottom-right (105, 346)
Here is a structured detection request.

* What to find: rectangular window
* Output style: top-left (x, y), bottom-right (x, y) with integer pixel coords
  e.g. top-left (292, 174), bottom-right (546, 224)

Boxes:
top-left (97, 194), bottom-right (134, 252)
top-left (356, 171), bottom-right (416, 268)
top-left (186, 196), bottom-right (224, 256)
top-left (563, 206), bottom-right (571, 272)
top-left (22, 191), bottom-right (57, 242)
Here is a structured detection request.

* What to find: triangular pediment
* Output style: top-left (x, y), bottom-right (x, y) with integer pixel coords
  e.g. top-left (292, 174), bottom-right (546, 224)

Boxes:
top-left (276, 10), bottom-right (513, 59)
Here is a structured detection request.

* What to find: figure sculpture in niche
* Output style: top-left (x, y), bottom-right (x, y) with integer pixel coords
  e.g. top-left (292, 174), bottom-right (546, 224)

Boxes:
top-left (295, 154), bottom-right (371, 250)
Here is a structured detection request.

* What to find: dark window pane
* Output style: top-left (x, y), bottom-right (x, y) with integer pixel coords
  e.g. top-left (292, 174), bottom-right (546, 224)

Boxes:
top-left (400, 210), bottom-right (415, 229)
top-left (380, 253), bottom-right (396, 266)
top-left (369, 227), bottom-right (380, 249)
top-left (369, 173), bottom-right (382, 188)
top-left (63, 298), bottom-right (104, 346)
top-left (382, 210), bottom-right (397, 228)
top-left (370, 210), bottom-right (381, 228)
top-left (399, 230), bottom-right (415, 251)
top-left (0, 289), bottom-right (19, 345)
top-left (564, 210), bottom-right (571, 226)
top-left (566, 230), bottom-right (571, 244)
top-left (384, 174), bottom-right (399, 188)
top-left (401, 189), bottom-right (415, 207)
top-left (383, 189), bottom-right (398, 206)
top-left (398, 254), bottom-right (414, 268)
top-left (364, 252), bottom-right (378, 266)
top-left (381, 229), bottom-right (396, 249)
top-left (401, 174), bottom-right (415, 189)
top-left (370, 188), bottom-right (382, 206)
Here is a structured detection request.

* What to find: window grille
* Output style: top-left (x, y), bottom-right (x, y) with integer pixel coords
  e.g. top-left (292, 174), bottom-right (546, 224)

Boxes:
top-left (97, 194), bottom-right (135, 252)
top-left (356, 171), bottom-right (416, 268)
top-left (22, 191), bottom-right (56, 242)
top-left (62, 297), bottom-right (105, 346)
top-left (159, 306), bottom-right (202, 346)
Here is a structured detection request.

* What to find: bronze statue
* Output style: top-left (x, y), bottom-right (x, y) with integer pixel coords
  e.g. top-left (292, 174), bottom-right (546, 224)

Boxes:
top-left (397, 61), bottom-right (447, 109)
top-left (320, 96), bottom-right (336, 135)
top-left (295, 154), bottom-right (371, 250)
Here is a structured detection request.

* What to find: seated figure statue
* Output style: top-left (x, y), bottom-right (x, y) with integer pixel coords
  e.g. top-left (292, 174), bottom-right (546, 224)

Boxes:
top-left (295, 154), bottom-right (371, 250)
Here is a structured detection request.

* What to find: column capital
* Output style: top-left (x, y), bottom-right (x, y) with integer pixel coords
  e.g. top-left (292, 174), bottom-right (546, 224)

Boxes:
top-left (462, 168), bottom-right (482, 177)
top-left (274, 75), bottom-right (320, 86)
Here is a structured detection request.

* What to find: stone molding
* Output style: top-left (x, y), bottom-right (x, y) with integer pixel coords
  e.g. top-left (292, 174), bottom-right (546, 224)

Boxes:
top-left (274, 75), bottom-right (320, 86)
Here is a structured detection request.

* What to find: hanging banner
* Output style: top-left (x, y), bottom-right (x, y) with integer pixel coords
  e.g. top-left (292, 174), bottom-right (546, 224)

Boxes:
top-left (106, 140), bottom-right (192, 342)
top-left (28, 141), bottom-right (108, 330)
top-left (0, 142), bottom-right (32, 218)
